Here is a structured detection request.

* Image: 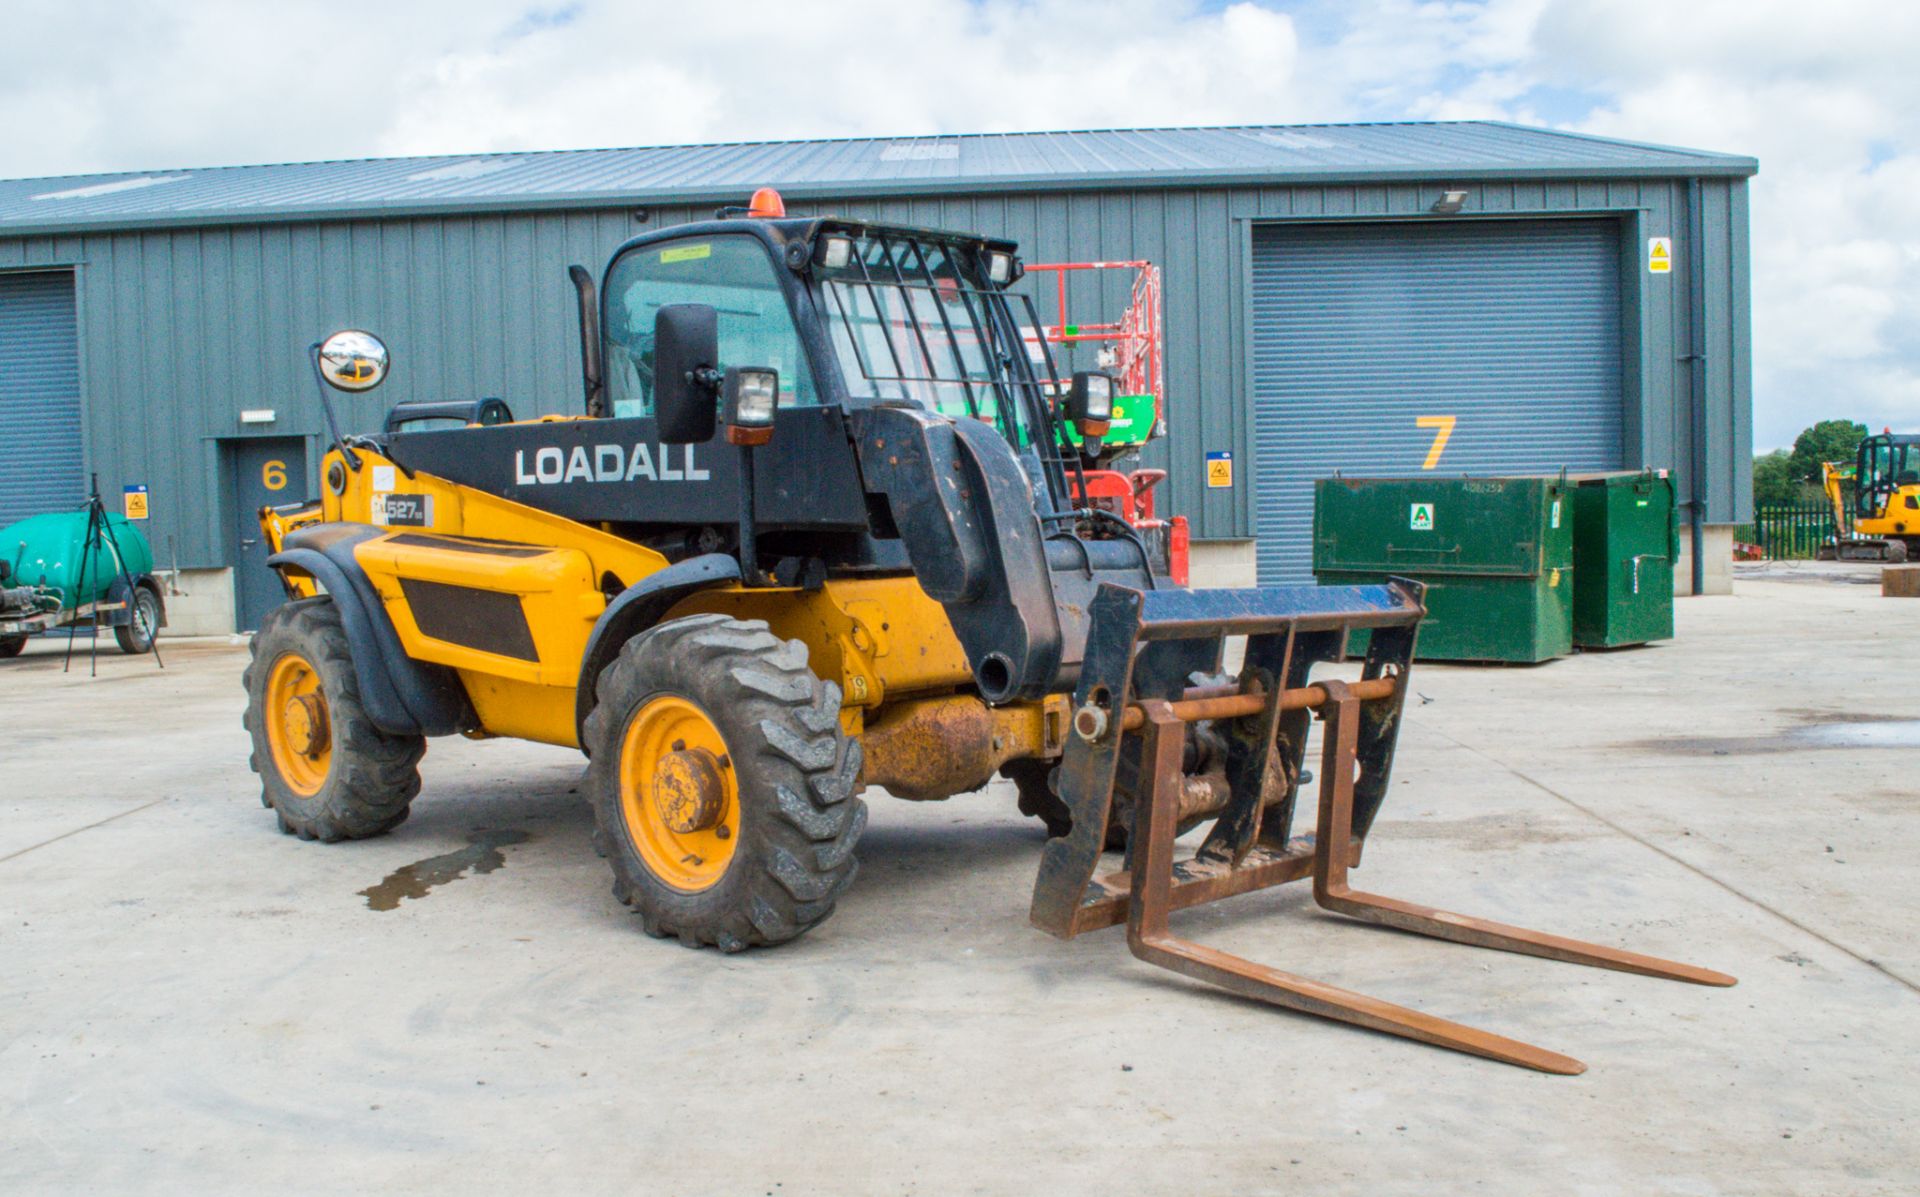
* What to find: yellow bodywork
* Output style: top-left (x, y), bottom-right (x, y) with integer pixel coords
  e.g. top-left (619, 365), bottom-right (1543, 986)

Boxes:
top-left (266, 445), bottom-right (1033, 794)
top-left (1821, 461), bottom-right (1920, 540)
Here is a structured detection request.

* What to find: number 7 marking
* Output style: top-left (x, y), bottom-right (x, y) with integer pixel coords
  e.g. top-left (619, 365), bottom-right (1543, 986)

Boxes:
top-left (1417, 415), bottom-right (1456, 470)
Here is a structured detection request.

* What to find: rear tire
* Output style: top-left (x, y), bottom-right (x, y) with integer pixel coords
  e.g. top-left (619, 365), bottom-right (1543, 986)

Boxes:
top-left (585, 614), bottom-right (865, 952)
top-left (0, 635), bottom-right (25, 659)
top-left (243, 598), bottom-right (426, 841)
top-left (114, 587), bottom-right (161, 654)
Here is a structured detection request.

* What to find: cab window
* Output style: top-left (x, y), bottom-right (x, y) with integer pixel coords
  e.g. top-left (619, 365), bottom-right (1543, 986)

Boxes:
top-left (603, 236), bottom-right (819, 418)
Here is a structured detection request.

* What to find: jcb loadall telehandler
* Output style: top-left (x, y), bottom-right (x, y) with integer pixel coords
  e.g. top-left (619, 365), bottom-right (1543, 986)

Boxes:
top-left (248, 189), bottom-right (1731, 1073)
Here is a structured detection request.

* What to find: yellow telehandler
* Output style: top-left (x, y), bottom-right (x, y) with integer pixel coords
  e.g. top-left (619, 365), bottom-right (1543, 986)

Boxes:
top-left (247, 189), bottom-right (1731, 1073)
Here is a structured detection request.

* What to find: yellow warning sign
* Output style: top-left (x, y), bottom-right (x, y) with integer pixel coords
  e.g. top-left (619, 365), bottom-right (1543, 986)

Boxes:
top-left (122, 485), bottom-right (149, 520)
top-left (1205, 451), bottom-right (1233, 488)
top-left (1647, 237), bottom-right (1672, 274)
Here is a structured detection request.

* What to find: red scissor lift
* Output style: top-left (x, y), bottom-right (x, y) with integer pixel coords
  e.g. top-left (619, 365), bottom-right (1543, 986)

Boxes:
top-left (1027, 260), bottom-right (1188, 586)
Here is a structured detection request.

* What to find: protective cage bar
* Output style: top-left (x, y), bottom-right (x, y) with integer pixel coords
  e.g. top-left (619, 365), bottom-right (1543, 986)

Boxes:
top-left (1030, 579), bottom-right (1735, 1074)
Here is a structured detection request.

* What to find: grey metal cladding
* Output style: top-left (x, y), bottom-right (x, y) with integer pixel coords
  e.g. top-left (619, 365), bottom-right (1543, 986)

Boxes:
top-left (0, 129), bottom-right (1753, 572)
top-left (0, 270), bottom-right (85, 525)
top-left (1250, 219), bottom-right (1625, 584)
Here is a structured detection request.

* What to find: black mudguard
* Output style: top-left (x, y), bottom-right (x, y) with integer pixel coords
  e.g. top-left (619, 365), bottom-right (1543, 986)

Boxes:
top-left (269, 524), bottom-right (475, 737)
top-left (573, 553), bottom-right (744, 744)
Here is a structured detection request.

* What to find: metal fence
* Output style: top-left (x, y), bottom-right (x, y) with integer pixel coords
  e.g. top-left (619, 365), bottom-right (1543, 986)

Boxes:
top-left (1750, 500), bottom-right (1849, 559)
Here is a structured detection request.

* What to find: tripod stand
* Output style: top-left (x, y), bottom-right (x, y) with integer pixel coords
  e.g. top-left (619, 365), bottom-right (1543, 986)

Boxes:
top-left (63, 475), bottom-right (164, 676)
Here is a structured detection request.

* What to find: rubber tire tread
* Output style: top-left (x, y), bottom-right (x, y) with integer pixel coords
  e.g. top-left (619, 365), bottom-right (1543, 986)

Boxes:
top-left (242, 597), bottom-right (426, 841)
top-left (584, 613), bottom-right (864, 952)
top-left (0, 635), bottom-right (25, 659)
top-left (115, 587), bottom-right (161, 654)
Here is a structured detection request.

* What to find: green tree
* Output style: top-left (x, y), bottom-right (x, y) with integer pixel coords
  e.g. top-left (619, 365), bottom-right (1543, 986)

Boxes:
top-left (1786, 419), bottom-right (1868, 483)
top-left (1752, 449), bottom-right (1805, 506)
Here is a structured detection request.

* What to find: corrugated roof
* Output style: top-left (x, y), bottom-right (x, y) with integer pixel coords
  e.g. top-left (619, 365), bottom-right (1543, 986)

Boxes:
top-left (0, 121), bottom-right (1756, 236)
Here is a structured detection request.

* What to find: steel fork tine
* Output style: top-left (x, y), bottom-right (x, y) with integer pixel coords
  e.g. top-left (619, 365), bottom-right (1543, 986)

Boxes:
top-left (1310, 682), bottom-right (1737, 988)
top-left (1125, 701), bottom-right (1587, 1075)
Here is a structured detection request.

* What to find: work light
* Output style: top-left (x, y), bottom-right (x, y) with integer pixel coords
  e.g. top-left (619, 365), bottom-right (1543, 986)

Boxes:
top-left (723, 366), bottom-right (780, 445)
top-left (816, 235), bottom-right (854, 270)
top-left (984, 250), bottom-right (1014, 285)
top-left (1067, 370), bottom-right (1115, 437)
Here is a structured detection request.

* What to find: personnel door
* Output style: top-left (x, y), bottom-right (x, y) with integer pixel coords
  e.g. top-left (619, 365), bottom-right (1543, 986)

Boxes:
top-left (228, 438), bottom-right (307, 631)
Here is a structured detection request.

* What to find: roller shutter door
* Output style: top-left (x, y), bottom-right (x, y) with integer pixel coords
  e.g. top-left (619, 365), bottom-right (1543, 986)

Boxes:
top-left (0, 271), bottom-right (85, 525)
top-left (1250, 220), bottom-right (1623, 584)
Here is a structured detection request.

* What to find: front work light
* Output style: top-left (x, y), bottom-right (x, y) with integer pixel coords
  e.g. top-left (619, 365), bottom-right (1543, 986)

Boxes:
top-left (1066, 371), bottom-right (1115, 438)
top-left (984, 250), bottom-right (1014, 285)
top-left (816, 235), bottom-right (854, 270)
top-left (723, 366), bottom-right (780, 445)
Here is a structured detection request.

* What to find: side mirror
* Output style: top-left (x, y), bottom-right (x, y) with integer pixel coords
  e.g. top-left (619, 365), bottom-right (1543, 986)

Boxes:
top-left (653, 304), bottom-right (720, 444)
top-left (1066, 371), bottom-right (1116, 442)
top-left (316, 330), bottom-right (390, 392)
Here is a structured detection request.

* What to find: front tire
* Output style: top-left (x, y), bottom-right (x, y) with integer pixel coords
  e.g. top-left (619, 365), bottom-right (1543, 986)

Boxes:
top-left (0, 635), bottom-right (26, 659)
top-left (243, 598), bottom-right (426, 841)
top-left (585, 614), bottom-right (865, 952)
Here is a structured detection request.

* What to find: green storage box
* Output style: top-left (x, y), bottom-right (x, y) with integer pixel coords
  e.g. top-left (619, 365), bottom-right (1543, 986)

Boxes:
top-left (1569, 470), bottom-right (1676, 648)
top-left (1313, 475), bottom-right (1573, 663)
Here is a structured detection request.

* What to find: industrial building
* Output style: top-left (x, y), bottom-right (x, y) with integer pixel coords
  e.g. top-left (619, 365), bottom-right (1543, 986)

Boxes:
top-left (0, 122), bottom-right (1755, 632)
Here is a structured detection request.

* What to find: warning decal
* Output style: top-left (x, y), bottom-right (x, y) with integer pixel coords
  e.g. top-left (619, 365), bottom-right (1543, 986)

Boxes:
top-left (1205, 451), bottom-right (1233, 488)
top-left (1647, 237), bottom-right (1672, 274)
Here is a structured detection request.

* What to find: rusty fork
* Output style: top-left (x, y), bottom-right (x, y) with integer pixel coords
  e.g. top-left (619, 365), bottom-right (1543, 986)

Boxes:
top-left (1033, 581), bottom-right (1735, 1076)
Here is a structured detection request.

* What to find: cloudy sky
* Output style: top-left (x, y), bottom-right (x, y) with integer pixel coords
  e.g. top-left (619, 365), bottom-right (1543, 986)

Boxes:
top-left (2, 0), bottom-right (1912, 450)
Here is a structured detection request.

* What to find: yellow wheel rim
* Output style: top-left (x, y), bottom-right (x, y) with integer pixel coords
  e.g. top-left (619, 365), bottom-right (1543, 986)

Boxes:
top-left (619, 694), bottom-right (740, 893)
top-left (265, 652), bottom-right (331, 797)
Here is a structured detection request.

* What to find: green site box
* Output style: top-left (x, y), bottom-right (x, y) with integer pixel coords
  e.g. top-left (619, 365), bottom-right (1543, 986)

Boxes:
top-left (1569, 470), bottom-right (1676, 648)
top-left (1312, 475), bottom-right (1573, 663)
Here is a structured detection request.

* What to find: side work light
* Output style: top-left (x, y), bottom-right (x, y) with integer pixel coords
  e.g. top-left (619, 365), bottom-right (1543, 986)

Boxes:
top-left (984, 250), bottom-right (1015, 285)
top-left (723, 367), bottom-right (780, 445)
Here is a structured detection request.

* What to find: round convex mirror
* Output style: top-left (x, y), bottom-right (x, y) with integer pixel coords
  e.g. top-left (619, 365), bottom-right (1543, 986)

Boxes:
top-left (317, 329), bottom-right (390, 392)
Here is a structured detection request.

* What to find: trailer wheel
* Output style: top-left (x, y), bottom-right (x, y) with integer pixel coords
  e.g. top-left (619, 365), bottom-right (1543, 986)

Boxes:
top-left (114, 586), bottom-right (162, 654)
top-left (242, 598), bottom-right (426, 841)
top-left (584, 614), bottom-right (865, 952)
top-left (0, 635), bottom-right (25, 659)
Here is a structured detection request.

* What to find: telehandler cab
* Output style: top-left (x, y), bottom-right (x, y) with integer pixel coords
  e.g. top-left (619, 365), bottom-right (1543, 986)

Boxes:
top-left (247, 189), bottom-right (1731, 1073)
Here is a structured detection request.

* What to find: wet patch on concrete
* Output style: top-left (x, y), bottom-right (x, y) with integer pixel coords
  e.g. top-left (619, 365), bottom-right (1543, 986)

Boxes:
top-left (1627, 719), bottom-right (1920, 757)
top-left (360, 829), bottom-right (531, 911)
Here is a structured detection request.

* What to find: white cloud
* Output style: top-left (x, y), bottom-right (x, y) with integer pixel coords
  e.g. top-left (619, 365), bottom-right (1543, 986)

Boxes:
top-left (0, 0), bottom-right (1912, 450)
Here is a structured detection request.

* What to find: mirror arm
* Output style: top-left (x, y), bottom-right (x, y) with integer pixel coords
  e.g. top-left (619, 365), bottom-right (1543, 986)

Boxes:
top-left (568, 265), bottom-right (607, 418)
top-left (737, 442), bottom-right (765, 586)
top-left (307, 342), bottom-right (359, 469)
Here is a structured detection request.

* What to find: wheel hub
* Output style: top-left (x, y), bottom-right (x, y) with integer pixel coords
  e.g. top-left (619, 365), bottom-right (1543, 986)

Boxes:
top-left (653, 747), bottom-right (727, 834)
top-left (285, 692), bottom-right (330, 757)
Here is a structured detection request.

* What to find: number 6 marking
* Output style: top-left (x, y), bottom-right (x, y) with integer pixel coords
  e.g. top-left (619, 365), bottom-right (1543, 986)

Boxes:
top-left (1417, 415), bottom-right (1456, 470)
top-left (262, 460), bottom-right (288, 491)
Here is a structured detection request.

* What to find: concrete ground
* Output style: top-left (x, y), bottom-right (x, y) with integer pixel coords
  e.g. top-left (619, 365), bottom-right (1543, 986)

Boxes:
top-left (2, 575), bottom-right (1915, 1196)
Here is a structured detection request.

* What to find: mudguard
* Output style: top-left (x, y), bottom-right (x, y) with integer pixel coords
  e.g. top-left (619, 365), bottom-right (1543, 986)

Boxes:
top-left (573, 553), bottom-right (744, 743)
top-left (269, 524), bottom-right (475, 737)
top-left (103, 575), bottom-right (165, 629)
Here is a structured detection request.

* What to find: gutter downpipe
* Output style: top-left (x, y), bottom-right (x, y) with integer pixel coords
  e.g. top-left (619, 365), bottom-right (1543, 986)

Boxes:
top-left (1685, 178), bottom-right (1708, 596)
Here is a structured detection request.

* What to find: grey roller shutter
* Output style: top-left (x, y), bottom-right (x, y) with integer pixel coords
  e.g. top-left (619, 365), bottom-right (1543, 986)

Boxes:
top-left (0, 271), bottom-right (85, 525)
top-left (1250, 220), bottom-right (1623, 584)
